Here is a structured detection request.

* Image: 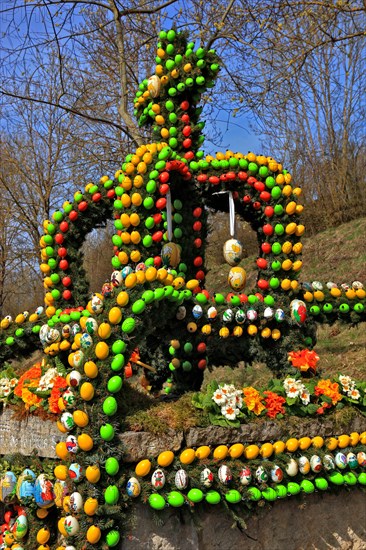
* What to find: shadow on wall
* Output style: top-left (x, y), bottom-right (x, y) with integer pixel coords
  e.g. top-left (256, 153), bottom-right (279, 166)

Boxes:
top-left (122, 490), bottom-right (366, 550)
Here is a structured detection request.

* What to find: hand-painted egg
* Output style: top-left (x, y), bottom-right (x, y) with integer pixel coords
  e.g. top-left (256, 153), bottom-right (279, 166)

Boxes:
top-left (192, 305), bottom-right (203, 319)
top-left (200, 468), bottom-right (214, 488)
top-left (53, 479), bottom-right (68, 507)
top-left (64, 515), bottom-right (79, 536)
top-left (335, 452), bottom-right (347, 469)
top-left (239, 467), bottom-right (252, 486)
top-left (340, 283), bottom-right (350, 291)
top-left (263, 307), bottom-right (274, 319)
top-left (255, 466), bottom-right (268, 483)
top-left (151, 469), bottom-right (166, 490)
top-left (69, 492), bottom-right (83, 513)
top-left (126, 477), bottom-right (141, 498)
top-left (270, 465), bottom-right (283, 483)
top-left (290, 299), bottom-right (307, 325)
top-left (148, 74), bottom-right (161, 98)
top-left (68, 463), bottom-right (83, 482)
top-left (275, 308), bottom-right (285, 322)
top-left (71, 323), bottom-right (81, 335)
top-left (0, 471), bottom-right (17, 502)
top-left (323, 454), bottom-right (336, 471)
top-left (68, 371), bottom-right (82, 388)
top-left (352, 280), bottom-right (364, 290)
top-left (121, 266), bottom-right (133, 279)
top-left (235, 309), bottom-right (246, 324)
top-left (247, 308), bottom-right (257, 321)
top-left (347, 452), bottom-right (358, 469)
top-left (310, 455), bottom-right (322, 473)
top-left (218, 465), bottom-right (232, 485)
top-left (62, 324), bottom-right (71, 339)
top-left (101, 282), bottom-right (113, 297)
top-left (35, 306), bottom-right (44, 316)
top-left (326, 281), bottom-right (337, 289)
top-left (312, 281), bottom-right (323, 290)
top-left (176, 306), bottom-right (186, 320)
top-left (39, 324), bottom-right (51, 346)
top-left (222, 309), bottom-right (234, 322)
top-left (207, 306), bottom-right (217, 320)
top-left (223, 239), bottom-right (243, 266)
top-left (285, 458), bottom-right (299, 477)
top-left (175, 469), bottom-right (188, 490)
top-left (16, 469), bottom-right (36, 501)
top-left (60, 412), bottom-right (75, 431)
top-left (298, 456), bottom-right (310, 475)
top-left (85, 318), bottom-right (98, 335)
top-left (80, 333), bottom-right (93, 349)
top-left (91, 294), bottom-right (104, 313)
top-left (357, 452), bottom-right (366, 467)
top-left (62, 388), bottom-right (76, 408)
top-left (34, 475), bottom-right (54, 508)
top-left (111, 270), bottom-right (123, 287)
top-left (13, 511), bottom-right (28, 540)
top-left (135, 262), bottom-right (147, 272)
top-left (65, 435), bottom-right (78, 453)
top-left (228, 267), bottom-right (246, 291)
top-left (72, 350), bottom-right (85, 368)
top-left (161, 242), bottom-right (181, 268)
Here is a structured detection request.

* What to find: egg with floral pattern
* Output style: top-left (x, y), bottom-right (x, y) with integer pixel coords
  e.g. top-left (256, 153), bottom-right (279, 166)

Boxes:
top-left (357, 452), bottom-right (366, 467)
top-left (310, 455), bottom-right (322, 473)
top-left (347, 453), bottom-right (358, 469)
top-left (270, 465), bottom-right (284, 483)
top-left (298, 456), bottom-right (310, 475)
top-left (255, 466), bottom-right (268, 483)
top-left (239, 467), bottom-right (252, 486)
top-left (323, 454), bottom-right (336, 471)
top-left (335, 452), bottom-right (347, 469)
top-left (126, 477), bottom-right (141, 498)
top-left (200, 468), bottom-right (214, 488)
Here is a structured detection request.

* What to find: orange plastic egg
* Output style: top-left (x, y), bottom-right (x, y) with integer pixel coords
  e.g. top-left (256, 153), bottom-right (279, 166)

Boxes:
top-left (312, 436), bottom-right (324, 449)
top-left (157, 451), bottom-right (175, 468)
top-left (135, 459), bottom-right (152, 477)
top-left (245, 445), bottom-right (260, 460)
top-left (195, 446), bottom-right (211, 460)
top-left (286, 438), bottom-right (299, 452)
top-left (213, 445), bottom-right (229, 460)
top-left (180, 448), bottom-right (196, 465)
top-left (229, 443), bottom-right (245, 459)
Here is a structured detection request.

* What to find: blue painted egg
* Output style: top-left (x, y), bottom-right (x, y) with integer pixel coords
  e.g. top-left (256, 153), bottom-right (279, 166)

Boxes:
top-left (16, 469), bottom-right (36, 501)
top-left (121, 266), bottom-right (133, 279)
top-left (126, 477), bottom-right (141, 498)
top-left (34, 474), bottom-right (54, 508)
top-left (275, 308), bottom-right (285, 322)
top-left (68, 463), bottom-right (83, 482)
top-left (192, 305), bottom-right (203, 319)
top-left (80, 333), bottom-right (93, 349)
top-left (0, 471), bottom-right (17, 502)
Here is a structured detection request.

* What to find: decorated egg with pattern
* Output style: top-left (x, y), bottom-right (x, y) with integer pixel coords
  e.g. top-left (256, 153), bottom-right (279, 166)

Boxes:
top-left (347, 453), bottom-right (358, 469)
top-left (80, 333), bottom-right (93, 349)
top-left (151, 469), bottom-right (166, 490)
top-left (352, 281), bottom-right (363, 289)
top-left (176, 306), bottom-right (186, 320)
top-left (72, 350), bottom-right (85, 368)
top-left (12, 510), bottom-right (28, 540)
top-left (60, 412), bottom-right (75, 431)
top-left (148, 74), bottom-right (161, 98)
top-left (275, 308), bottom-right (285, 322)
top-left (285, 459), bottom-right (299, 477)
top-left (0, 471), bottom-right (17, 502)
top-left (62, 324), bottom-right (71, 339)
top-left (91, 294), bottom-right (104, 313)
top-left (111, 270), bottom-right (123, 287)
top-left (102, 282), bottom-right (113, 297)
top-left (239, 467), bottom-right (252, 486)
top-left (69, 492), bottom-right (83, 513)
top-left (53, 479), bottom-right (68, 507)
top-left (207, 306), bottom-right (217, 320)
top-left (312, 281), bottom-right (323, 290)
top-left (175, 469), bottom-right (189, 490)
top-left (200, 468), bottom-right (214, 488)
top-left (290, 299), bottom-right (307, 325)
top-left (298, 456), bottom-right (311, 475)
top-left (247, 308), bottom-right (257, 321)
top-left (255, 466), bottom-right (268, 483)
top-left (62, 388), bottom-right (76, 408)
top-left (357, 452), bottom-right (366, 467)
top-left (222, 309), bottom-right (234, 322)
top-left (85, 318), bottom-right (98, 335)
top-left (68, 371), bottom-right (82, 387)
top-left (310, 455), bottom-right (322, 472)
top-left (223, 239), bottom-right (243, 266)
top-left (323, 454), bottom-right (336, 471)
top-left (335, 452), bottom-right (347, 469)
top-left (218, 465), bottom-right (232, 485)
top-left (270, 465), bottom-right (284, 483)
top-left (263, 307), bottom-right (274, 319)
top-left (65, 435), bottom-right (78, 453)
top-left (126, 477), bottom-right (141, 498)
top-left (16, 469), bottom-right (36, 501)
top-left (228, 267), bottom-right (246, 291)
top-left (71, 323), bottom-right (81, 336)
top-left (192, 305), bottom-right (203, 319)
top-left (68, 463), bottom-right (83, 482)
top-left (235, 309), bottom-right (246, 324)
top-left (34, 475), bottom-right (54, 508)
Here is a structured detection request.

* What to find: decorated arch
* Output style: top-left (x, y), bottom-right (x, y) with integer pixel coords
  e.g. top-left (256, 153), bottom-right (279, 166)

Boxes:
top-left (0, 29), bottom-right (365, 550)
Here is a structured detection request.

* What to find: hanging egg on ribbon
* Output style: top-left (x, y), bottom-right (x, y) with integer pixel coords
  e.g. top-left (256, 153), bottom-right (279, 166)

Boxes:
top-left (223, 239), bottom-right (243, 266)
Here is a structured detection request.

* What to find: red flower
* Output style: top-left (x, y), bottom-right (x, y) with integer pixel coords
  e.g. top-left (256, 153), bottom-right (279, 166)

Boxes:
top-left (288, 349), bottom-right (319, 374)
top-left (263, 390), bottom-right (286, 418)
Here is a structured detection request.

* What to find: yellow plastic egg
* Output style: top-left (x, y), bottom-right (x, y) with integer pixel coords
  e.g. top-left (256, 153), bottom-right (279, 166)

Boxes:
top-left (285, 223), bottom-right (297, 235)
top-left (247, 324), bottom-right (258, 336)
top-left (259, 442), bottom-right (274, 458)
top-left (86, 465), bottom-right (101, 483)
top-left (313, 290), bottom-right (325, 302)
top-left (330, 287), bottom-right (342, 298)
top-left (298, 437), bottom-right (312, 450)
top-left (213, 445), bottom-right (229, 460)
top-left (233, 326), bottom-right (243, 337)
top-left (282, 241), bottom-right (293, 254)
top-left (326, 437), bottom-right (338, 450)
top-left (145, 267), bottom-right (157, 282)
top-left (78, 433), bottom-right (94, 451)
top-left (273, 440), bottom-right (286, 454)
top-left (109, 307), bottom-right (122, 325)
top-left (57, 518), bottom-right (67, 537)
top-left (54, 465), bottom-right (68, 481)
top-left (295, 224), bottom-right (305, 236)
top-left (130, 213), bottom-right (140, 226)
top-left (219, 327), bottom-right (230, 338)
top-left (312, 436), bottom-right (324, 449)
top-left (36, 527), bottom-right (50, 545)
top-left (73, 410), bottom-right (89, 427)
top-left (349, 432), bottom-right (360, 446)
top-left (98, 323), bottom-right (112, 340)
top-left (84, 497), bottom-right (98, 516)
top-left (245, 445), bottom-right (260, 460)
top-left (86, 525), bottom-right (101, 544)
top-left (229, 443), bottom-right (245, 459)
top-left (261, 327), bottom-right (272, 339)
top-left (180, 448), bottom-right (196, 465)
top-left (135, 459), bottom-right (152, 477)
top-left (95, 341), bottom-right (110, 359)
top-left (117, 291), bottom-right (130, 307)
top-left (130, 231), bottom-right (141, 244)
top-left (359, 431), bottom-right (366, 445)
top-left (281, 279), bottom-right (292, 291)
top-left (195, 446), bottom-right (211, 460)
top-left (186, 279), bottom-right (199, 291)
top-left (84, 361), bottom-right (98, 379)
top-left (80, 382), bottom-right (95, 401)
top-left (130, 250), bottom-right (141, 263)
top-left (337, 434), bottom-right (350, 448)
top-left (303, 291), bottom-right (314, 302)
top-left (286, 438), bottom-right (299, 452)
top-left (202, 324), bottom-right (212, 335)
top-left (271, 328), bottom-right (281, 340)
top-left (292, 260), bottom-right (302, 271)
top-left (125, 273), bottom-right (137, 288)
top-left (121, 194), bottom-right (131, 207)
top-left (157, 451), bottom-right (175, 468)
top-left (55, 441), bottom-right (69, 460)
top-left (282, 184), bottom-right (292, 196)
top-left (285, 201), bottom-right (297, 215)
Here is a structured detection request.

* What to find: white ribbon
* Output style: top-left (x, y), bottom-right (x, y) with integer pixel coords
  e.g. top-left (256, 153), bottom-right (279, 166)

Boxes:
top-left (212, 190), bottom-right (236, 237)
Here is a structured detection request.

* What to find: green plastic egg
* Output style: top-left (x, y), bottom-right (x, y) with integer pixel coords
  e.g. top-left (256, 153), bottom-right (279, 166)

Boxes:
top-left (103, 396), bottom-right (118, 416)
top-left (105, 457), bottom-right (120, 476)
top-left (205, 490), bottom-right (221, 505)
top-left (104, 485), bottom-right (119, 505)
top-left (148, 493), bottom-right (166, 510)
top-left (107, 376), bottom-right (123, 393)
top-left (111, 354), bottom-right (125, 372)
top-left (247, 487), bottom-right (261, 501)
top-left (142, 290), bottom-right (155, 304)
top-left (358, 473), bottom-right (366, 485)
top-left (225, 490), bottom-right (241, 504)
top-left (314, 478), bottom-right (328, 491)
top-left (132, 299), bottom-right (146, 314)
top-left (105, 530), bottom-right (120, 547)
top-left (272, 242), bottom-right (282, 255)
top-left (271, 187), bottom-right (282, 200)
top-left (187, 488), bottom-right (204, 503)
top-left (300, 480), bottom-right (315, 494)
top-left (263, 295), bottom-right (275, 306)
top-left (328, 472), bottom-right (344, 485)
top-left (112, 340), bottom-right (127, 354)
top-left (196, 293), bottom-right (208, 305)
top-left (261, 487), bottom-right (277, 501)
top-left (214, 293), bottom-right (225, 305)
top-left (275, 485), bottom-right (287, 498)
top-left (100, 423), bottom-right (115, 441)
top-left (122, 317), bottom-right (136, 334)
top-left (167, 491), bottom-right (185, 508)
top-left (274, 224), bottom-right (285, 235)
top-left (287, 482), bottom-right (300, 495)
top-left (154, 288), bottom-right (165, 301)
top-left (343, 472), bottom-right (357, 486)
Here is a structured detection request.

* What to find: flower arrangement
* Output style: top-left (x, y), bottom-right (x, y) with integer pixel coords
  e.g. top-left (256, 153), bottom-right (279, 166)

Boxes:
top-left (192, 374), bottom-right (366, 427)
top-left (288, 349), bottom-right (320, 374)
top-left (2, 360), bottom-right (67, 414)
top-left (0, 364), bottom-right (18, 403)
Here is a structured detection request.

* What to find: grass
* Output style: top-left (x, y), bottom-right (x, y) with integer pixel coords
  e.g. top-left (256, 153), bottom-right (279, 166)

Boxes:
top-left (125, 217), bottom-right (366, 433)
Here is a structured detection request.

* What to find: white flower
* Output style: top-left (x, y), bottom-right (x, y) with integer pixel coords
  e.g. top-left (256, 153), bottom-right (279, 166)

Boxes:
top-left (10, 378), bottom-right (18, 387)
top-left (284, 377), bottom-right (297, 391)
top-left (300, 389), bottom-right (310, 405)
top-left (347, 388), bottom-right (360, 401)
top-left (212, 389), bottom-right (227, 406)
top-left (339, 375), bottom-right (352, 388)
top-left (2, 387), bottom-right (10, 397)
top-left (221, 403), bottom-right (239, 420)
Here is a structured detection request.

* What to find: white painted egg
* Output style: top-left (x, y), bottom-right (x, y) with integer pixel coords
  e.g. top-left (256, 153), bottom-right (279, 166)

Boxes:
top-left (121, 266), bottom-right (133, 278)
top-left (263, 307), bottom-right (274, 319)
top-left (352, 281), bottom-right (363, 290)
top-left (68, 371), bottom-right (82, 388)
top-left (357, 452), bottom-right (366, 467)
top-left (60, 412), bottom-right (75, 431)
top-left (64, 515), bottom-right (79, 536)
top-left (207, 306), bottom-right (217, 320)
top-left (290, 299), bottom-right (307, 325)
top-left (298, 456), bottom-right (310, 475)
top-left (35, 306), bottom-right (44, 316)
top-left (175, 469), bottom-right (189, 490)
top-left (223, 238), bottom-right (243, 266)
top-left (151, 469), bottom-right (165, 490)
top-left (222, 309), bottom-right (234, 322)
top-left (247, 308), bottom-right (257, 321)
top-left (228, 266), bottom-right (246, 291)
top-left (200, 468), bottom-right (214, 488)
top-left (80, 333), bottom-right (93, 349)
top-left (347, 452), bottom-right (358, 469)
top-left (91, 294), bottom-right (104, 313)
top-left (285, 458), bottom-right (298, 477)
top-left (310, 455), bottom-right (322, 473)
top-left (34, 474), bottom-right (54, 508)
top-left (218, 465), bottom-right (233, 485)
top-left (71, 323), bottom-right (81, 335)
top-left (270, 465), bottom-right (283, 483)
top-left (126, 477), bottom-right (141, 498)
top-left (111, 270), bottom-right (123, 287)
top-left (65, 435), bottom-right (78, 453)
top-left (69, 491), bottom-right (83, 513)
top-left (239, 467), bottom-right (252, 486)
top-left (323, 454), bottom-right (336, 471)
top-left (326, 281), bottom-right (337, 289)
top-left (135, 262), bottom-right (146, 272)
top-left (85, 317), bottom-right (98, 335)
top-left (335, 452), bottom-right (347, 469)
top-left (312, 281), bottom-right (323, 290)
top-left (68, 463), bottom-right (83, 482)
top-left (71, 350), bottom-right (84, 368)
top-left (341, 283), bottom-right (350, 291)
top-left (148, 74), bottom-right (161, 98)
top-left (235, 309), bottom-right (246, 324)
top-left (275, 308), bottom-right (285, 322)
top-left (255, 466), bottom-right (268, 483)
top-left (62, 388), bottom-right (76, 408)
